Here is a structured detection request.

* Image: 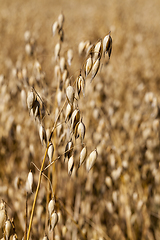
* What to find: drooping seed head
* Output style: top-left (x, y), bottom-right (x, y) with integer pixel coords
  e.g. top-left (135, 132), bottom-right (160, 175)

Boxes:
top-left (52, 21), bottom-right (59, 36)
top-left (59, 57), bottom-right (66, 72)
top-left (66, 86), bottom-right (75, 105)
top-left (48, 142), bottom-right (54, 163)
top-left (68, 155), bottom-right (74, 176)
top-left (67, 49), bottom-right (73, 66)
top-left (57, 89), bottom-right (62, 107)
top-left (75, 121), bottom-right (85, 142)
top-left (48, 197), bottom-right (56, 217)
top-left (64, 139), bottom-right (73, 161)
top-left (103, 34), bottom-right (112, 58)
top-left (70, 109), bottom-right (80, 133)
top-left (79, 146), bottom-right (87, 167)
top-left (50, 211), bottom-right (58, 231)
top-left (4, 219), bottom-right (12, 240)
top-left (65, 103), bottom-right (73, 122)
top-left (84, 56), bottom-right (93, 78)
top-left (39, 124), bottom-right (47, 146)
top-left (93, 40), bottom-right (102, 62)
top-left (58, 13), bottom-right (64, 29)
top-left (86, 149), bottom-right (98, 172)
top-left (76, 75), bottom-right (85, 97)
top-left (55, 42), bottom-right (61, 61)
top-left (86, 44), bottom-right (94, 57)
top-left (90, 57), bottom-right (100, 82)
top-left (27, 90), bottom-right (35, 111)
top-left (62, 69), bottom-right (68, 83)
top-left (78, 41), bottom-right (86, 55)
top-left (32, 99), bottom-right (40, 120)
top-left (0, 208), bottom-right (7, 229)
top-left (26, 170), bottom-right (33, 194)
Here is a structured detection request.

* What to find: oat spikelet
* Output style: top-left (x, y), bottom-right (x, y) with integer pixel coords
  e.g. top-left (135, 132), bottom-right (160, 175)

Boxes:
top-left (93, 40), bottom-right (102, 62)
top-left (65, 103), bottom-right (73, 122)
top-left (76, 74), bottom-right (85, 97)
top-left (50, 211), bottom-right (58, 231)
top-left (0, 202), bottom-right (7, 229)
top-left (66, 86), bottom-right (75, 105)
top-left (75, 120), bottom-right (86, 142)
top-left (26, 170), bottom-right (33, 194)
top-left (90, 57), bottom-right (100, 82)
top-left (84, 55), bottom-right (92, 78)
top-left (79, 146), bottom-right (87, 167)
top-left (4, 219), bottom-right (12, 240)
top-left (103, 33), bottom-right (112, 58)
top-left (68, 155), bottom-right (74, 176)
top-left (48, 142), bottom-right (54, 163)
top-left (64, 139), bottom-right (73, 161)
top-left (55, 42), bottom-right (61, 61)
top-left (86, 149), bottom-right (98, 172)
top-left (39, 124), bottom-right (47, 146)
top-left (70, 109), bottom-right (80, 133)
top-left (27, 90), bottom-right (35, 111)
top-left (58, 13), bottom-right (64, 29)
top-left (67, 49), bottom-right (73, 66)
top-left (52, 21), bottom-right (58, 36)
top-left (78, 41), bottom-right (85, 55)
top-left (48, 197), bottom-right (56, 217)
top-left (59, 57), bottom-right (66, 72)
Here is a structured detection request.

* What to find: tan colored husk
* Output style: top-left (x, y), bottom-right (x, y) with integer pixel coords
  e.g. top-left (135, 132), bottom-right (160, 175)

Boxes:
top-left (68, 155), bottom-right (74, 176)
top-left (76, 74), bottom-right (85, 97)
top-left (52, 21), bottom-right (58, 36)
top-left (67, 49), bottom-right (73, 66)
top-left (64, 139), bottom-right (73, 161)
top-left (50, 211), bottom-right (58, 231)
top-left (48, 198), bottom-right (56, 217)
top-left (90, 57), bottom-right (100, 82)
top-left (47, 142), bottom-right (54, 163)
top-left (55, 42), bottom-right (61, 61)
top-left (65, 103), bottom-right (73, 122)
top-left (78, 41), bottom-right (86, 55)
top-left (86, 149), bottom-right (98, 172)
top-left (66, 85), bottom-right (75, 105)
top-left (70, 109), bottom-right (80, 133)
top-left (0, 209), bottom-right (7, 229)
top-left (39, 124), bottom-right (47, 146)
top-left (84, 55), bottom-right (92, 78)
top-left (93, 40), bottom-right (102, 62)
top-left (58, 13), bottom-right (64, 29)
top-left (4, 219), bottom-right (12, 240)
top-left (27, 90), bottom-right (35, 111)
top-left (26, 170), bottom-right (33, 194)
top-left (79, 146), bottom-right (87, 167)
top-left (74, 121), bottom-right (85, 142)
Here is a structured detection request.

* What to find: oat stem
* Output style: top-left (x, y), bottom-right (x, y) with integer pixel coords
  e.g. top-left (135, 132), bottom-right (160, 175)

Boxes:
top-left (27, 143), bottom-right (49, 240)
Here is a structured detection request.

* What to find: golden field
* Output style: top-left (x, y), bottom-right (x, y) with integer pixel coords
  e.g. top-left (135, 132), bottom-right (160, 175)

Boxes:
top-left (0, 0), bottom-right (160, 239)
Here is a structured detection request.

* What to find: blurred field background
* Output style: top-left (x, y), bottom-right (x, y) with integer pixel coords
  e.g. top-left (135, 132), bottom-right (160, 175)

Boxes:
top-left (1, 0), bottom-right (160, 239)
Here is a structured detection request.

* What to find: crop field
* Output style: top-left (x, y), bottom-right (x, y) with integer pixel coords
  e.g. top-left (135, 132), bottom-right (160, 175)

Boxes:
top-left (0, 0), bottom-right (160, 239)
